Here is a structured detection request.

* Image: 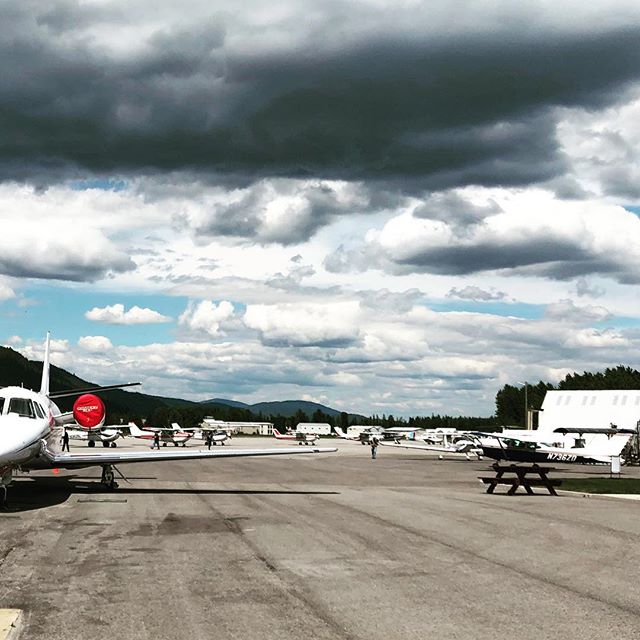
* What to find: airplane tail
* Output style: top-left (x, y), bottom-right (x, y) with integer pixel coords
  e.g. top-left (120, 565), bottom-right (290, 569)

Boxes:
top-left (333, 425), bottom-right (348, 438)
top-left (273, 428), bottom-right (281, 437)
top-left (128, 422), bottom-right (146, 437)
top-left (170, 422), bottom-right (181, 431)
top-left (600, 434), bottom-right (633, 457)
top-left (40, 332), bottom-right (51, 396)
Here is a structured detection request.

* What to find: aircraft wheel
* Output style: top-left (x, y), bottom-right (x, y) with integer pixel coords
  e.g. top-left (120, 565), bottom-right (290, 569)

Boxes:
top-left (102, 441), bottom-right (110, 448)
top-left (112, 442), bottom-right (117, 448)
top-left (163, 442), bottom-right (167, 447)
top-left (88, 440), bottom-right (96, 448)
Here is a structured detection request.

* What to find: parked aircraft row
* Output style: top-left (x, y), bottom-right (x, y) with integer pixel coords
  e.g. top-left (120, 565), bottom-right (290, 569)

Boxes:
top-left (1, 333), bottom-right (635, 508)
top-left (0, 334), bottom-right (337, 507)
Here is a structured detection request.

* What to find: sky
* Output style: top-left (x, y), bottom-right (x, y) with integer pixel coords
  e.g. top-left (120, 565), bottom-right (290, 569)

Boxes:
top-left (4, 1), bottom-right (640, 417)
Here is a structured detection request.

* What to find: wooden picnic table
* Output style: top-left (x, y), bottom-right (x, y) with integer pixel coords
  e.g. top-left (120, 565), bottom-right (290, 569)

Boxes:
top-left (479, 463), bottom-right (562, 496)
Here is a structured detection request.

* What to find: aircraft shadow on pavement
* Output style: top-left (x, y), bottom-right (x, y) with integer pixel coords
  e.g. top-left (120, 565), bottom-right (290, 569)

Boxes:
top-left (1, 477), bottom-right (339, 513)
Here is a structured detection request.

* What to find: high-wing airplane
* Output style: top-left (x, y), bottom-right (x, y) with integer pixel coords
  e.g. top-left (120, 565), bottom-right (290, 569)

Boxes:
top-left (332, 425), bottom-right (361, 441)
top-left (0, 334), bottom-right (337, 506)
top-left (272, 428), bottom-right (319, 445)
top-left (192, 428), bottom-right (229, 446)
top-left (473, 428), bottom-right (634, 464)
top-left (127, 422), bottom-right (192, 447)
top-left (381, 432), bottom-right (484, 460)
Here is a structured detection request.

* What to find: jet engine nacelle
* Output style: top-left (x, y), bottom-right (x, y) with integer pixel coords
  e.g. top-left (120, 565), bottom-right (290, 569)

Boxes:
top-left (73, 394), bottom-right (106, 430)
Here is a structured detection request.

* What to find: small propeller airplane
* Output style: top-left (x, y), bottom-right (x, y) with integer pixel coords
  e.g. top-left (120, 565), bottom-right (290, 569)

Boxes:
top-left (471, 428), bottom-right (634, 464)
top-left (126, 422), bottom-right (193, 447)
top-left (381, 432), bottom-right (484, 460)
top-left (272, 427), bottom-right (319, 445)
top-left (0, 333), bottom-right (337, 506)
top-left (332, 425), bottom-right (361, 441)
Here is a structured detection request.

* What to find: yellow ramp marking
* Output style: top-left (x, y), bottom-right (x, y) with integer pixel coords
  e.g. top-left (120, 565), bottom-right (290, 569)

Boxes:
top-left (0, 610), bottom-right (21, 639)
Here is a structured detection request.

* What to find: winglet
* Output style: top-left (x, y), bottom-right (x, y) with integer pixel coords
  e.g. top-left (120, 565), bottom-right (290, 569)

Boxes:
top-left (40, 332), bottom-right (51, 396)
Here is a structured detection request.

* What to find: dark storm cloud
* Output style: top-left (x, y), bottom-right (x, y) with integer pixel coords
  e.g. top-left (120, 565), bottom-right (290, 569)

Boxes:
top-left (3, 3), bottom-right (640, 188)
top-left (393, 237), bottom-right (638, 282)
top-left (413, 192), bottom-right (502, 225)
top-left (190, 181), bottom-right (357, 243)
top-left (0, 255), bottom-right (134, 282)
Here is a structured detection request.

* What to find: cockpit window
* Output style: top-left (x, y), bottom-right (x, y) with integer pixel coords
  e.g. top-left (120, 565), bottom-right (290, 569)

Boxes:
top-left (33, 402), bottom-right (45, 419)
top-left (8, 398), bottom-right (36, 418)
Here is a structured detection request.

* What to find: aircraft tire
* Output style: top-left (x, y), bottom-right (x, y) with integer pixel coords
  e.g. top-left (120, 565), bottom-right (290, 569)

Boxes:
top-left (88, 440), bottom-right (96, 448)
top-left (103, 441), bottom-right (110, 448)
top-left (112, 442), bottom-right (117, 448)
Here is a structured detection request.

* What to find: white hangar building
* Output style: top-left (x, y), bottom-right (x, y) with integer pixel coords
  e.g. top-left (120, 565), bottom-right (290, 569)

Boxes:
top-left (538, 390), bottom-right (640, 433)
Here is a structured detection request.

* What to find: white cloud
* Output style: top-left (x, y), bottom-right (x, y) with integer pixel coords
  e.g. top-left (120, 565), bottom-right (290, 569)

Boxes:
top-left (0, 185), bottom-right (135, 281)
top-left (0, 279), bottom-right (14, 301)
top-left (334, 189), bottom-right (640, 284)
top-left (4, 335), bottom-right (22, 346)
top-left (447, 285), bottom-right (508, 302)
top-left (244, 301), bottom-right (362, 347)
top-left (564, 328), bottom-right (629, 349)
top-left (85, 303), bottom-right (171, 325)
top-left (178, 300), bottom-right (235, 336)
top-left (545, 299), bottom-right (612, 323)
top-left (78, 335), bottom-right (114, 352)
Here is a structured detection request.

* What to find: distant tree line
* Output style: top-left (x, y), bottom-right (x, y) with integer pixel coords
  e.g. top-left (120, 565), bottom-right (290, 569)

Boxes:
top-left (121, 404), bottom-right (498, 432)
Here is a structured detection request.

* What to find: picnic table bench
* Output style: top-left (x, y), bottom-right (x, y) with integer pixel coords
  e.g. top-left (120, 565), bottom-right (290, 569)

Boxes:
top-left (479, 463), bottom-right (562, 496)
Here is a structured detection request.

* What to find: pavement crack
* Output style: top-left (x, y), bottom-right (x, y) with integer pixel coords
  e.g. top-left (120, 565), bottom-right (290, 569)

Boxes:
top-left (195, 493), bottom-right (359, 640)
top-left (314, 495), bottom-right (640, 621)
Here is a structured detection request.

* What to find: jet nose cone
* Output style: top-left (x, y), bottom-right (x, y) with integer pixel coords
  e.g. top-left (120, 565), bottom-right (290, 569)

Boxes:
top-left (0, 424), bottom-right (44, 467)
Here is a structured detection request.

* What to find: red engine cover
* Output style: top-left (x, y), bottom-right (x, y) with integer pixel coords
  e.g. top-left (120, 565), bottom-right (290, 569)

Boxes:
top-left (73, 394), bottom-right (106, 429)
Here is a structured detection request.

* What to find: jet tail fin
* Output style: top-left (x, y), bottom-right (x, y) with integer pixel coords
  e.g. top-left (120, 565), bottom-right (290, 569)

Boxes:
top-left (40, 332), bottom-right (51, 396)
top-left (333, 425), bottom-right (348, 438)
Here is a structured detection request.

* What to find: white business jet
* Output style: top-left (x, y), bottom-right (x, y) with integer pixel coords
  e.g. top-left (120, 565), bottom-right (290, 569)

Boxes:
top-left (0, 334), bottom-right (337, 506)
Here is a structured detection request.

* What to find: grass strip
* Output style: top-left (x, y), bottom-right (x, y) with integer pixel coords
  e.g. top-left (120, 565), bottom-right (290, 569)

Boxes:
top-left (562, 477), bottom-right (640, 494)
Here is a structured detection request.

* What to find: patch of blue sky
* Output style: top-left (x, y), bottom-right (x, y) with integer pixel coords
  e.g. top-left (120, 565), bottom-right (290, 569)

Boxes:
top-left (0, 286), bottom-right (185, 346)
top-left (429, 300), bottom-right (545, 320)
top-left (594, 315), bottom-right (640, 329)
top-left (428, 299), bottom-right (640, 328)
top-left (624, 206), bottom-right (640, 216)
top-left (69, 178), bottom-right (128, 192)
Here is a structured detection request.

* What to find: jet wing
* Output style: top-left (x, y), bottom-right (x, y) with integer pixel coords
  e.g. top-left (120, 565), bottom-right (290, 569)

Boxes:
top-left (554, 427), bottom-right (636, 435)
top-left (43, 445), bottom-right (337, 469)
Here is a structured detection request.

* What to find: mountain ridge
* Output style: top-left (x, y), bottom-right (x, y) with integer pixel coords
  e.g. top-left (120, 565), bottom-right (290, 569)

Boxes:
top-left (204, 398), bottom-right (358, 419)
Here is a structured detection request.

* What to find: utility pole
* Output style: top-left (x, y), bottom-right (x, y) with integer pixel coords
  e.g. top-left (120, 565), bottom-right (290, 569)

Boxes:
top-left (524, 382), bottom-right (528, 429)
